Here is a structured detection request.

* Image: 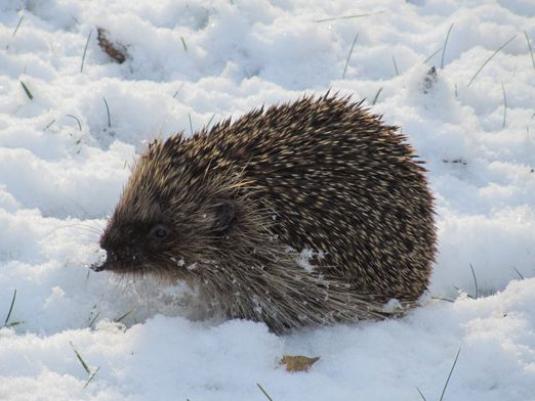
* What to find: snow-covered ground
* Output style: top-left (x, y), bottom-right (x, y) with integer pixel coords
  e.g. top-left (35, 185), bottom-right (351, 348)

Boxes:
top-left (1, 0), bottom-right (535, 400)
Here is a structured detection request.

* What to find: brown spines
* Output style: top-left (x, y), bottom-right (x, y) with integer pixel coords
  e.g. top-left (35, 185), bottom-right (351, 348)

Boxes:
top-left (104, 93), bottom-right (436, 331)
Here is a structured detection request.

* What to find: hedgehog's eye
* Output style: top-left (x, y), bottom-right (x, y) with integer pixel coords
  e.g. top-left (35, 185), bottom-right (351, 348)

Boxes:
top-left (149, 224), bottom-right (170, 240)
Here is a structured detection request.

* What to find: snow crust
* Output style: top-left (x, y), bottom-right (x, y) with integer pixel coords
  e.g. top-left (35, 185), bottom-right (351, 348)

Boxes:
top-left (1, 0), bottom-right (534, 400)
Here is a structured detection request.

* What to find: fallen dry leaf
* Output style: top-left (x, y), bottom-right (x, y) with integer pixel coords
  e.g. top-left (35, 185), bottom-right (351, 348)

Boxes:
top-left (280, 355), bottom-right (320, 372)
top-left (97, 27), bottom-right (128, 64)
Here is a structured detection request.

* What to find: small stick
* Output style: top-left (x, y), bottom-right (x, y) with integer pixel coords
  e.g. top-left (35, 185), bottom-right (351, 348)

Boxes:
top-left (467, 35), bottom-right (516, 87)
top-left (342, 32), bottom-right (359, 79)
top-left (440, 23), bottom-right (454, 69)
top-left (81, 30), bottom-right (93, 73)
top-left (524, 31), bottom-right (535, 70)
top-left (103, 97), bottom-right (111, 128)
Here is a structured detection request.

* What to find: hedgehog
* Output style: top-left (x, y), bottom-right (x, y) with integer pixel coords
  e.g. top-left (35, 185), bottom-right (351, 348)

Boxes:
top-left (93, 94), bottom-right (436, 333)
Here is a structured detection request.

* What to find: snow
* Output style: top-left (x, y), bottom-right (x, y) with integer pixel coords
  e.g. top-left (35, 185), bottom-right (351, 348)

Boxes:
top-left (1, 0), bottom-right (535, 400)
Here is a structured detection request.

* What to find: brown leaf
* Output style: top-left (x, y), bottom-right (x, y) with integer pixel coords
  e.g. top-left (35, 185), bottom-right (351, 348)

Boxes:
top-left (280, 355), bottom-right (320, 372)
top-left (97, 27), bottom-right (128, 64)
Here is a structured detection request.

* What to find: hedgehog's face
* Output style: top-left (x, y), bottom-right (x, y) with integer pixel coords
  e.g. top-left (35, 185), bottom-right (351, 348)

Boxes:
top-left (93, 192), bottom-right (238, 278)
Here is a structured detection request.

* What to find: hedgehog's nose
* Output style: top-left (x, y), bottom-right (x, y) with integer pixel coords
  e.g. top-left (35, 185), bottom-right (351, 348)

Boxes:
top-left (90, 250), bottom-right (117, 272)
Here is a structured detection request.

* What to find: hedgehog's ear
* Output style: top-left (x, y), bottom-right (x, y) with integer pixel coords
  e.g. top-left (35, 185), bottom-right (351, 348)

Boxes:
top-left (212, 199), bottom-right (236, 234)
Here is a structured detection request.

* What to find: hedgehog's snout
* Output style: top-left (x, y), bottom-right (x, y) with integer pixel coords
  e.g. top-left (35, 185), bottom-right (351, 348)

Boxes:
top-left (91, 249), bottom-right (117, 272)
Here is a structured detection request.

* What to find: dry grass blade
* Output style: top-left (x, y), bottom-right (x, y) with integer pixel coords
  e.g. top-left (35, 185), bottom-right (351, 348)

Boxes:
top-left (70, 342), bottom-right (91, 375)
top-left (440, 23), bottom-right (454, 69)
top-left (513, 267), bottom-right (525, 280)
top-left (392, 56), bottom-right (399, 76)
top-left (501, 82), bottom-right (507, 128)
top-left (424, 46), bottom-right (442, 64)
top-left (256, 383), bottom-right (275, 401)
top-left (181, 36), bottom-right (188, 52)
top-left (469, 264), bottom-right (479, 298)
top-left (342, 32), bottom-right (359, 79)
top-left (83, 366), bottom-right (100, 388)
top-left (3, 289), bottom-right (17, 326)
top-left (205, 113), bottom-right (216, 129)
top-left (12, 15), bottom-right (24, 37)
top-left (315, 11), bottom-right (383, 23)
top-left (20, 81), bottom-right (33, 100)
top-left (416, 386), bottom-right (428, 401)
top-left (44, 119), bottom-right (56, 131)
top-left (114, 308), bottom-right (134, 323)
top-left (439, 347), bottom-right (462, 401)
top-left (372, 87), bottom-right (383, 105)
top-left (188, 113), bottom-right (194, 135)
top-left (88, 311), bottom-right (100, 328)
top-left (103, 97), bottom-right (111, 128)
top-left (524, 31), bottom-right (535, 69)
top-left (66, 114), bottom-right (83, 131)
top-left (467, 35), bottom-right (516, 87)
top-left (80, 30), bottom-right (92, 73)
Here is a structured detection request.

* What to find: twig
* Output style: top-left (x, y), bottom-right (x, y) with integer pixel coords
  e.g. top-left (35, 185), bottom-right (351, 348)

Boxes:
top-left (372, 87), bottom-right (383, 105)
top-left (467, 35), bottom-right (517, 87)
top-left (524, 31), bottom-right (535, 70)
top-left (81, 30), bottom-right (93, 73)
top-left (342, 32), bottom-right (359, 79)
top-left (103, 97), bottom-right (111, 128)
top-left (257, 384), bottom-right (275, 401)
top-left (439, 347), bottom-right (462, 401)
top-left (440, 23), bottom-right (454, 69)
